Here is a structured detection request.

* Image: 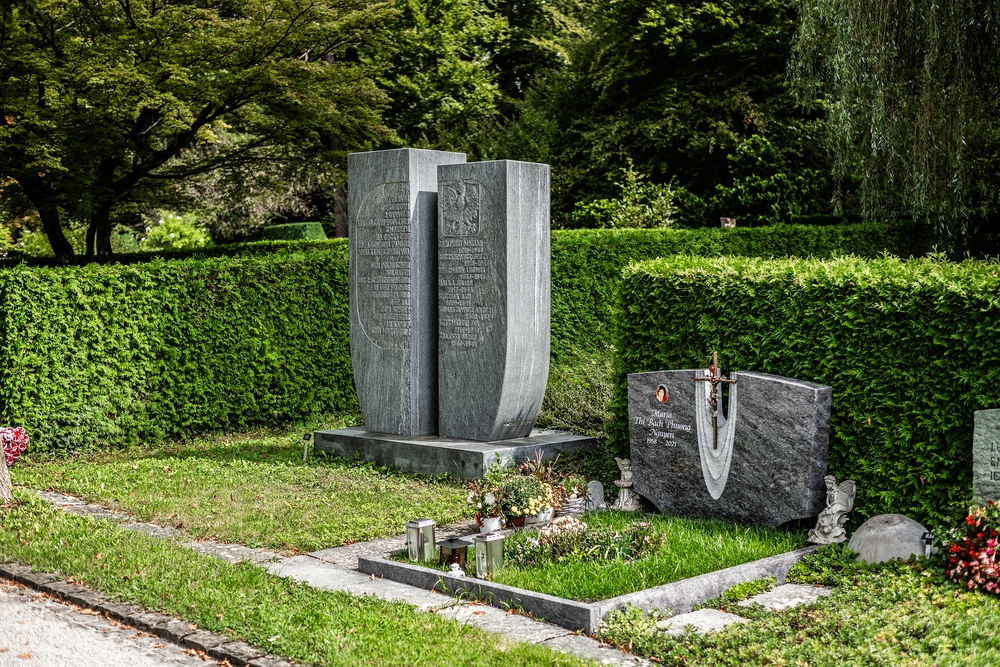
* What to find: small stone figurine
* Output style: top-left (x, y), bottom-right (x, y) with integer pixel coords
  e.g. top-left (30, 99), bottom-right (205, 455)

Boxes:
top-left (611, 457), bottom-right (642, 512)
top-left (807, 475), bottom-right (857, 544)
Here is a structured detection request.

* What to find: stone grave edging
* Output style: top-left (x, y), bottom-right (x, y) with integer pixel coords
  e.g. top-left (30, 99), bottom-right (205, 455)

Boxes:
top-left (358, 544), bottom-right (818, 635)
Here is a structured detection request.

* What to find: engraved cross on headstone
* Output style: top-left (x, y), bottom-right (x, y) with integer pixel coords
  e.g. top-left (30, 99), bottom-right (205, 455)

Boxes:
top-left (694, 351), bottom-right (736, 450)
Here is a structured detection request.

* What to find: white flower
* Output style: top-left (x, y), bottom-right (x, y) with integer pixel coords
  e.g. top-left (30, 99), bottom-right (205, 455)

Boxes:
top-left (484, 492), bottom-right (496, 505)
top-left (467, 491), bottom-right (475, 504)
top-left (169, 233), bottom-right (176, 238)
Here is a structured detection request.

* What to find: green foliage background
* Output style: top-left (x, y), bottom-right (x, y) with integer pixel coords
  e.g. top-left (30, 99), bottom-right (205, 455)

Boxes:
top-left (610, 254), bottom-right (998, 524)
top-left (0, 244), bottom-right (353, 451)
top-left (549, 222), bottom-right (935, 357)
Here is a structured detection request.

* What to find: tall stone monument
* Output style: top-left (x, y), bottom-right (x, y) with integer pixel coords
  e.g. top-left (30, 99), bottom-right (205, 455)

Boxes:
top-left (973, 408), bottom-right (1000, 503)
top-left (313, 151), bottom-right (593, 479)
top-left (627, 365), bottom-right (831, 526)
top-left (347, 148), bottom-right (466, 435)
top-left (437, 160), bottom-right (551, 441)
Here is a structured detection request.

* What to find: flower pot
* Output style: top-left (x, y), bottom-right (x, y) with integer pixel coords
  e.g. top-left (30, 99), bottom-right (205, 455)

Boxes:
top-left (510, 516), bottom-right (526, 528)
top-left (525, 508), bottom-right (553, 525)
top-left (479, 516), bottom-right (502, 534)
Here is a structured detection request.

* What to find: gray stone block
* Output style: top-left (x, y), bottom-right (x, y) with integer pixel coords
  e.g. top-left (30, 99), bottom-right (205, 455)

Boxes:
top-left (437, 160), bottom-right (551, 442)
top-left (348, 148), bottom-right (466, 436)
top-left (95, 601), bottom-right (143, 621)
top-left (152, 618), bottom-right (198, 642)
top-left (655, 608), bottom-right (749, 635)
top-left (125, 610), bottom-right (173, 632)
top-left (973, 408), bottom-right (1000, 503)
top-left (215, 641), bottom-right (264, 666)
top-left (628, 369), bottom-right (830, 526)
top-left (738, 583), bottom-right (832, 611)
top-left (182, 630), bottom-right (231, 651)
top-left (314, 427), bottom-right (593, 480)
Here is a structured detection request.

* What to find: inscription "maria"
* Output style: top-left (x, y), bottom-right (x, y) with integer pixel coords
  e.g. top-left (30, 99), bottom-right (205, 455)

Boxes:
top-left (356, 182), bottom-right (411, 349)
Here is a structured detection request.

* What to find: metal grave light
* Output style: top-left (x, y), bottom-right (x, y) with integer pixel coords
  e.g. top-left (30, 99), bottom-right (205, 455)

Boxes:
top-left (406, 519), bottom-right (437, 563)
top-left (474, 533), bottom-right (504, 579)
top-left (437, 538), bottom-right (472, 568)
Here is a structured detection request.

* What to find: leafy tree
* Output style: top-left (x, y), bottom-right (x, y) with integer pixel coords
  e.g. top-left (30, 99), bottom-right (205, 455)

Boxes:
top-left (709, 135), bottom-right (828, 226)
top-left (791, 0), bottom-right (1000, 233)
top-left (365, 0), bottom-right (507, 151)
top-left (484, 0), bottom-right (831, 223)
top-left (0, 0), bottom-right (390, 263)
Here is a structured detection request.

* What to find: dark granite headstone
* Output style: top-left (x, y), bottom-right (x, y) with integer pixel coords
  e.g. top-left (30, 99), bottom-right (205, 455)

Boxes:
top-left (973, 408), bottom-right (1000, 503)
top-left (348, 148), bottom-right (466, 435)
top-left (437, 160), bottom-right (551, 441)
top-left (628, 369), bottom-right (831, 526)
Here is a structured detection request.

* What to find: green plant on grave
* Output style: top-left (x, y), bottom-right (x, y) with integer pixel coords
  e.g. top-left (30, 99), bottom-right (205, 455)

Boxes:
top-left (786, 542), bottom-right (871, 586)
top-left (596, 603), bottom-right (661, 647)
top-left (700, 576), bottom-right (776, 610)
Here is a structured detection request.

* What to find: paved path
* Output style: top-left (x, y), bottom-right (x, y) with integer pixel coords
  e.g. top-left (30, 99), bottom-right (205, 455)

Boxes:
top-left (32, 491), bottom-right (641, 666)
top-left (0, 580), bottom-right (206, 667)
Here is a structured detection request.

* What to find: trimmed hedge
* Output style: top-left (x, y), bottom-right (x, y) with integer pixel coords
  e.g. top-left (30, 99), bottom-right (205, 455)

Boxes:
top-left (550, 221), bottom-right (935, 357)
top-left (260, 222), bottom-right (328, 241)
top-left (610, 254), bottom-right (1000, 524)
top-left (0, 244), bottom-right (353, 452)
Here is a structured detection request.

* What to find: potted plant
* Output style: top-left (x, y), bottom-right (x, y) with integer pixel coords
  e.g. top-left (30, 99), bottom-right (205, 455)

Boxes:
top-left (468, 464), bottom-right (506, 533)
top-left (499, 474), bottom-right (551, 527)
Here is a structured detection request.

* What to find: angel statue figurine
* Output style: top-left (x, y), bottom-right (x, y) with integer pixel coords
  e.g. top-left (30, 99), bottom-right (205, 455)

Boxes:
top-left (807, 476), bottom-right (857, 544)
top-left (611, 458), bottom-right (642, 512)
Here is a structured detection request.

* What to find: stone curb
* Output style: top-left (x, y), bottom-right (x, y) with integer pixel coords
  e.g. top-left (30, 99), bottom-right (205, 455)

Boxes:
top-left (0, 562), bottom-right (295, 667)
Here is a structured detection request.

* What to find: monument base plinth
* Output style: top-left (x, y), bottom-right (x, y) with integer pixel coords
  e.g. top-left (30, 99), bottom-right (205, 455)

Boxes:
top-left (313, 427), bottom-right (595, 480)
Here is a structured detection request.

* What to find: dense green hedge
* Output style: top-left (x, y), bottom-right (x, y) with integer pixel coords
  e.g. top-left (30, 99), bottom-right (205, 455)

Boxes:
top-left (0, 239), bottom-right (343, 268)
top-left (549, 221), bottom-right (935, 357)
top-left (610, 254), bottom-right (1000, 524)
top-left (0, 244), bottom-right (353, 452)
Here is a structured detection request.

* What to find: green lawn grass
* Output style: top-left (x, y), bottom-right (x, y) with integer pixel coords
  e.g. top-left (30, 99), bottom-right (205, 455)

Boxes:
top-left (13, 419), bottom-right (470, 553)
top-left (0, 491), bottom-right (588, 667)
top-left (598, 553), bottom-right (1000, 666)
top-left (491, 512), bottom-right (805, 602)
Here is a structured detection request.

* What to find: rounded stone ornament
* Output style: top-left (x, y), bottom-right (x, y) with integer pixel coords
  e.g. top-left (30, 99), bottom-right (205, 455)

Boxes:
top-left (847, 513), bottom-right (929, 563)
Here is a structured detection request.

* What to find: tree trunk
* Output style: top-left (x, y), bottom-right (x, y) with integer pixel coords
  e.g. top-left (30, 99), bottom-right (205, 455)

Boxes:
top-left (92, 203), bottom-right (114, 260)
top-left (16, 177), bottom-right (75, 264)
top-left (0, 456), bottom-right (12, 504)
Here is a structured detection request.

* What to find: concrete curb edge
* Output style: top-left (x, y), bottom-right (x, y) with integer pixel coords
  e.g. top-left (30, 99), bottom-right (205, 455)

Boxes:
top-left (0, 562), bottom-right (295, 667)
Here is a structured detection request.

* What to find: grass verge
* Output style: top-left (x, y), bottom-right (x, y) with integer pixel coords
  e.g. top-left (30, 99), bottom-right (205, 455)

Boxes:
top-left (0, 491), bottom-right (588, 667)
top-left (491, 512), bottom-right (804, 601)
top-left (13, 419), bottom-right (470, 554)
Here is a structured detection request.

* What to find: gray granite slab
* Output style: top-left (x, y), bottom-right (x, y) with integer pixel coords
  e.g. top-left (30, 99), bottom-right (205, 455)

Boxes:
top-left (655, 608), bottom-right (749, 635)
top-left (313, 426), bottom-right (593, 480)
top-left (738, 583), bottom-right (832, 611)
top-left (628, 369), bottom-right (831, 526)
top-left (437, 160), bottom-right (551, 441)
top-left (348, 148), bottom-right (466, 436)
top-left (973, 408), bottom-right (1000, 503)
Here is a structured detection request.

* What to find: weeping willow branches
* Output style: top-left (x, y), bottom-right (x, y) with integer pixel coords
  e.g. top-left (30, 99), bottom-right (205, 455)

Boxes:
top-left (791, 0), bottom-right (1000, 234)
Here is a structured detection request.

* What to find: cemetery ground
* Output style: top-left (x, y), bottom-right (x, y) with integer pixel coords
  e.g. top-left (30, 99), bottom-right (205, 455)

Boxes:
top-left (2, 424), bottom-right (1000, 664)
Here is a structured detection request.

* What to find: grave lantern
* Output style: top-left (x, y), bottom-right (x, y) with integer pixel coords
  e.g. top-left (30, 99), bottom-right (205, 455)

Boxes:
top-left (437, 538), bottom-right (472, 568)
top-left (474, 533), bottom-right (504, 578)
top-left (406, 519), bottom-right (437, 563)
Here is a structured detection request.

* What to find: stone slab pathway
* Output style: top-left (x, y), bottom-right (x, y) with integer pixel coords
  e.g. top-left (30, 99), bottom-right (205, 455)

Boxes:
top-left (655, 608), bottom-right (750, 636)
top-left (738, 583), bottom-right (833, 611)
top-left (31, 491), bottom-right (642, 666)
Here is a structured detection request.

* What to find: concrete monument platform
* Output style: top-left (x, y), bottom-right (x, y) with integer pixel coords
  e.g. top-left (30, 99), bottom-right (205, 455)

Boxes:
top-left (313, 426), bottom-right (594, 480)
